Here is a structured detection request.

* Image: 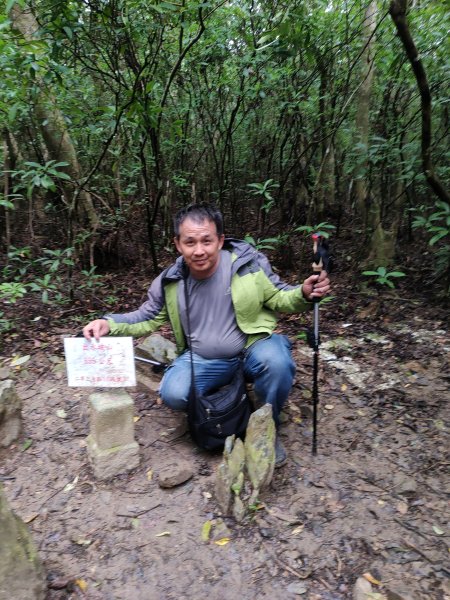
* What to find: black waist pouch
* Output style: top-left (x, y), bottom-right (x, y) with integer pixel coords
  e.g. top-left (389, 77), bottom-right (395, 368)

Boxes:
top-left (187, 367), bottom-right (251, 450)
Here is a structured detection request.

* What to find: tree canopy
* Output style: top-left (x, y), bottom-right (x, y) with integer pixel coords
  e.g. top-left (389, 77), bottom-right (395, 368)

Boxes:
top-left (0, 0), bottom-right (449, 317)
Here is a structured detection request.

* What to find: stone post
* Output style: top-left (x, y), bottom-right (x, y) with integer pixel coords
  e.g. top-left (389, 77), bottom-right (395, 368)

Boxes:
top-left (86, 390), bottom-right (139, 480)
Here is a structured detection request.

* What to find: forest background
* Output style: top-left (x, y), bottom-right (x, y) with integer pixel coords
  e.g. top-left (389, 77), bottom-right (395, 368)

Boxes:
top-left (0, 0), bottom-right (448, 344)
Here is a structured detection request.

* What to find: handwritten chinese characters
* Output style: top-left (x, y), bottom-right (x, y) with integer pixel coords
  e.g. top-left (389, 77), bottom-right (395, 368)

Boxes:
top-left (64, 337), bottom-right (136, 387)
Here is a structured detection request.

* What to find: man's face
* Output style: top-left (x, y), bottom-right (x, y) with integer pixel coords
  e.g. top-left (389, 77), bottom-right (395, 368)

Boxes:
top-left (174, 217), bottom-right (224, 280)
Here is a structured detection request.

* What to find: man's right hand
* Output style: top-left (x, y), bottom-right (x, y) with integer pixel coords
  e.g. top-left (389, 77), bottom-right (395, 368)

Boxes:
top-left (82, 319), bottom-right (110, 341)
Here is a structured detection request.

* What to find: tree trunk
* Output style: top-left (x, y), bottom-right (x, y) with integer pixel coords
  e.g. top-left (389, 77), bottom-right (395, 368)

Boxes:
top-left (10, 4), bottom-right (100, 236)
top-left (389, 0), bottom-right (449, 203)
top-left (354, 1), bottom-right (378, 226)
top-left (310, 142), bottom-right (335, 223)
top-left (1, 136), bottom-right (11, 250)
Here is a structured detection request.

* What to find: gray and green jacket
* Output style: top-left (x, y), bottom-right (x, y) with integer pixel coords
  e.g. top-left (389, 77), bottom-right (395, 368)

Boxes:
top-left (106, 239), bottom-right (312, 354)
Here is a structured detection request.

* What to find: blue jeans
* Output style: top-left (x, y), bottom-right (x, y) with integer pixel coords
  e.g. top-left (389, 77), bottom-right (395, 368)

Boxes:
top-left (159, 333), bottom-right (295, 427)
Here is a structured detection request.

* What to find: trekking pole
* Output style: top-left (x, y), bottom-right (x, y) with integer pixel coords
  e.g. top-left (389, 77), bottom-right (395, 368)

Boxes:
top-left (310, 233), bottom-right (331, 456)
top-left (135, 355), bottom-right (167, 373)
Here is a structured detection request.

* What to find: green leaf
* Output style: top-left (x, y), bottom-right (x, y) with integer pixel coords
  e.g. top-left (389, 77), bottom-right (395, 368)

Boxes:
top-left (8, 104), bottom-right (18, 123)
top-left (0, 199), bottom-right (14, 209)
top-left (320, 295), bottom-right (335, 304)
top-left (429, 231), bottom-right (447, 245)
top-left (22, 439), bottom-right (33, 452)
top-left (0, 18), bottom-right (12, 31)
top-left (63, 26), bottom-right (73, 39)
top-left (6, 0), bottom-right (20, 13)
top-left (54, 172), bottom-right (71, 181)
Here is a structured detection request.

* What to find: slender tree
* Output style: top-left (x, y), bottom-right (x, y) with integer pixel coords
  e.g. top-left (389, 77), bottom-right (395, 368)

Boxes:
top-left (389, 0), bottom-right (449, 203)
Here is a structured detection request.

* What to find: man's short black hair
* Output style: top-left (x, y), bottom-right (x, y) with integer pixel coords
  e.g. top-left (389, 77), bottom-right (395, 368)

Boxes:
top-left (174, 203), bottom-right (224, 238)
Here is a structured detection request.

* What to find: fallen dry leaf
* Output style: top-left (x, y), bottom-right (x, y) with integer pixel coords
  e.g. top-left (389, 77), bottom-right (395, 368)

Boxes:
top-left (11, 354), bottom-right (31, 367)
top-left (75, 579), bottom-right (88, 592)
top-left (72, 538), bottom-right (91, 546)
top-left (363, 572), bottom-right (382, 586)
top-left (23, 513), bottom-right (39, 524)
top-left (63, 476), bottom-right (79, 493)
top-left (214, 537), bottom-right (230, 546)
top-left (432, 525), bottom-right (444, 535)
top-left (201, 520), bottom-right (212, 542)
top-left (290, 525), bottom-right (305, 535)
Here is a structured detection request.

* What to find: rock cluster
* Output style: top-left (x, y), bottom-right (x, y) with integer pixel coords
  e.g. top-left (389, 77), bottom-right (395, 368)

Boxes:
top-left (215, 404), bottom-right (276, 521)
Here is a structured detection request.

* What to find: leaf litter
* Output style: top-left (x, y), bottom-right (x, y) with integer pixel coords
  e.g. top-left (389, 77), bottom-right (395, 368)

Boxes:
top-left (0, 297), bottom-right (448, 599)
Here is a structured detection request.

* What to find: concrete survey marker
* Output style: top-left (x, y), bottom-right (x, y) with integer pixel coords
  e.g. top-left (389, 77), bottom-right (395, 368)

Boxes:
top-left (86, 390), bottom-right (139, 480)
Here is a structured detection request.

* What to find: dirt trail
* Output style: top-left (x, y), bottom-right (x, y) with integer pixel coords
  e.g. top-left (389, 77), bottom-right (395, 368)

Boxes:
top-left (1, 309), bottom-right (449, 600)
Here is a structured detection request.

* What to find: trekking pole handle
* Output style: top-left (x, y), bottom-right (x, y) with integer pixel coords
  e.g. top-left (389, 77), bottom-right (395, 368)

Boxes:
top-left (311, 233), bottom-right (331, 272)
top-left (311, 233), bottom-right (325, 303)
top-left (312, 233), bottom-right (324, 272)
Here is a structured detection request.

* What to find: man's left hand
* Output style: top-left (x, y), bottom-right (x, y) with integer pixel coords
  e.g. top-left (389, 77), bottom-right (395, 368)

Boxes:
top-left (302, 271), bottom-right (331, 301)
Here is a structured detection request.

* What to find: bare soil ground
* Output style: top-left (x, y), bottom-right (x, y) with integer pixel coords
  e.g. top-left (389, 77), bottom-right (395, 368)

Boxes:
top-left (1, 286), bottom-right (449, 600)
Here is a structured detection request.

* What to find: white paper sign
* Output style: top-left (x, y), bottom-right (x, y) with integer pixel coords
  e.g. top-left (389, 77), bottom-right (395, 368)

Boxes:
top-left (64, 337), bottom-right (136, 387)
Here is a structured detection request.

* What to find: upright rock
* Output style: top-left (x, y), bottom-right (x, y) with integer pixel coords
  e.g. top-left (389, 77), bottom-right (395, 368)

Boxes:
top-left (215, 435), bottom-right (246, 518)
top-left (245, 404), bottom-right (276, 502)
top-left (0, 484), bottom-right (46, 600)
top-left (0, 379), bottom-right (22, 447)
